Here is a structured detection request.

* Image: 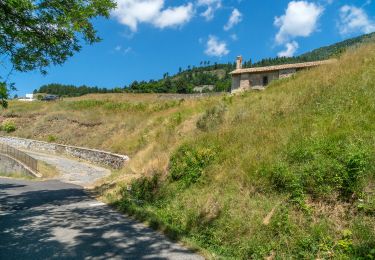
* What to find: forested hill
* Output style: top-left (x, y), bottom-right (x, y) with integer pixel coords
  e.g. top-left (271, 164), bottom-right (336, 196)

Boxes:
top-left (243, 31), bottom-right (375, 68)
top-left (34, 32), bottom-right (375, 96)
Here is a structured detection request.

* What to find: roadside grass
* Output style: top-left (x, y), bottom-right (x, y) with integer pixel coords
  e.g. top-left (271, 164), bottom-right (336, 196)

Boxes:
top-left (1, 43), bottom-right (375, 258)
top-left (0, 171), bottom-right (35, 180)
top-left (108, 43), bottom-right (375, 258)
top-left (38, 161), bottom-right (60, 179)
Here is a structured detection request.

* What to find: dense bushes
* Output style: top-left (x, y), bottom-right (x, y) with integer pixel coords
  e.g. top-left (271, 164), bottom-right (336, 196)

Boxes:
top-left (127, 174), bottom-right (160, 202)
top-left (1, 120), bottom-right (16, 133)
top-left (269, 137), bottom-right (370, 204)
top-left (169, 144), bottom-right (216, 185)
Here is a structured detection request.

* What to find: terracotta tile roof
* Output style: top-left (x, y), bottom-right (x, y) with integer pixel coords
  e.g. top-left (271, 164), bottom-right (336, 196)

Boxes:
top-left (230, 59), bottom-right (335, 75)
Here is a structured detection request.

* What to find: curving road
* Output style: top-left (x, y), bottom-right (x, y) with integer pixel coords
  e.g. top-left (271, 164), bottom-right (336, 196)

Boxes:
top-left (23, 150), bottom-right (111, 187)
top-left (0, 177), bottom-right (203, 260)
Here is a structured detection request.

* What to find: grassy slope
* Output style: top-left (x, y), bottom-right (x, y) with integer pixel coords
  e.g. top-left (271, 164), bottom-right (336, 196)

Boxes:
top-left (2, 43), bottom-right (375, 258)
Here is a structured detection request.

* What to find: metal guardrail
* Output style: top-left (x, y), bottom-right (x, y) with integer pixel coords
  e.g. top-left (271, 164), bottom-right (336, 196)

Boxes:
top-left (0, 143), bottom-right (38, 173)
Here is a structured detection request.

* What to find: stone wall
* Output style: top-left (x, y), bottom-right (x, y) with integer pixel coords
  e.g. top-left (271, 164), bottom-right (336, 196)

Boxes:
top-left (231, 75), bottom-right (241, 93)
top-left (0, 136), bottom-right (129, 169)
top-left (279, 68), bottom-right (296, 79)
top-left (231, 71), bottom-right (281, 93)
top-left (249, 71), bottom-right (279, 89)
top-left (157, 93), bottom-right (224, 100)
top-left (0, 153), bottom-right (38, 177)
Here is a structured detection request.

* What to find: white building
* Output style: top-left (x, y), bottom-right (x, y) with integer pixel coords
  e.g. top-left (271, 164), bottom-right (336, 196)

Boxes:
top-left (18, 94), bottom-right (36, 102)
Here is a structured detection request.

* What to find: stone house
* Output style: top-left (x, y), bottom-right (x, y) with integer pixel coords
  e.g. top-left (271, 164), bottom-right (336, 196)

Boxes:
top-left (230, 56), bottom-right (334, 93)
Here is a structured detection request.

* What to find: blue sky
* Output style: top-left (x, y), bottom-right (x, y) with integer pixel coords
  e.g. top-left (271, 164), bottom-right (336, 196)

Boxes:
top-left (8, 0), bottom-right (375, 96)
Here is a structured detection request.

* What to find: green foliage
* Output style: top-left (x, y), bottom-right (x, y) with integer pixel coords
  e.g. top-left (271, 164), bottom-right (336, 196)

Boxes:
top-left (0, 0), bottom-right (115, 73)
top-left (169, 145), bottom-right (216, 185)
top-left (47, 135), bottom-right (57, 142)
top-left (127, 174), bottom-right (160, 202)
top-left (196, 104), bottom-right (226, 131)
top-left (1, 120), bottom-right (16, 133)
top-left (337, 229), bottom-right (354, 254)
top-left (0, 82), bottom-right (9, 108)
top-left (269, 138), bottom-right (369, 203)
top-left (37, 83), bottom-right (118, 97)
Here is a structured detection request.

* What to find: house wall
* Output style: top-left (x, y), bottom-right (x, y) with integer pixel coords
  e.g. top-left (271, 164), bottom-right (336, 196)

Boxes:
top-left (231, 75), bottom-right (241, 93)
top-left (279, 68), bottom-right (296, 79)
top-left (248, 71), bottom-right (279, 89)
top-left (231, 68), bottom-right (301, 93)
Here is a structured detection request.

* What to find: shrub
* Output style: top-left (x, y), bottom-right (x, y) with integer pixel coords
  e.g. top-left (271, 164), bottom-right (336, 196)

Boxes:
top-left (47, 135), bottom-right (57, 142)
top-left (169, 144), bottom-right (216, 185)
top-left (128, 174), bottom-right (159, 202)
top-left (269, 138), bottom-right (369, 202)
top-left (196, 104), bottom-right (226, 131)
top-left (1, 120), bottom-right (16, 133)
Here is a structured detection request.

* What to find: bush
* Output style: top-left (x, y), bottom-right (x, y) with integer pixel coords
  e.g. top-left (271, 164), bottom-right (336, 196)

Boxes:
top-left (1, 120), bottom-right (16, 133)
top-left (196, 104), bottom-right (226, 131)
top-left (269, 138), bottom-right (369, 202)
top-left (169, 144), bottom-right (216, 185)
top-left (128, 174), bottom-right (159, 202)
top-left (47, 135), bottom-right (57, 142)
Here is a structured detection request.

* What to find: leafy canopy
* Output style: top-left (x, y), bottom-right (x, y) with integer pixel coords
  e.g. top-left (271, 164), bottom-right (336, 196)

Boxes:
top-left (0, 0), bottom-right (116, 106)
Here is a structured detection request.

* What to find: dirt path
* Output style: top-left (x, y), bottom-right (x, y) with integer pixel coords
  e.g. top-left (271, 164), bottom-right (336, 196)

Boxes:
top-left (24, 150), bottom-right (110, 187)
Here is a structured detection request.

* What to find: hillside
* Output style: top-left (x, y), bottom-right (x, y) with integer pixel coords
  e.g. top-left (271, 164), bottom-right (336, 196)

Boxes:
top-left (3, 42), bottom-right (375, 258)
top-left (34, 32), bottom-right (375, 96)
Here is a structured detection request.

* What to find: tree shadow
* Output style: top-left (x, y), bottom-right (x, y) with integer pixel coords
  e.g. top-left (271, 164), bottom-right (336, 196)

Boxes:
top-left (0, 178), bottom-right (202, 260)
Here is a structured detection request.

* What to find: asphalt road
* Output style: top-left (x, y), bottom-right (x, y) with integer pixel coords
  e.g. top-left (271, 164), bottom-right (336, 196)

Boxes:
top-left (0, 177), bottom-right (203, 260)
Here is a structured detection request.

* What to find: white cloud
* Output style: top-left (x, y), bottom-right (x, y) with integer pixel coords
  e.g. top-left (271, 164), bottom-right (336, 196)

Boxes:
top-left (197, 0), bottom-right (222, 21)
top-left (204, 35), bottom-right (229, 57)
top-left (153, 3), bottom-right (193, 28)
top-left (230, 33), bottom-right (238, 41)
top-left (277, 41), bottom-right (299, 57)
top-left (339, 5), bottom-right (375, 35)
top-left (112, 0), bottom-right (194, 31)
top-left (114, 45), bottom-right (132, 54)
top-left (274, 1), bottom-right (324, 44)
top-left (224, 8), bottom-right (242, 31)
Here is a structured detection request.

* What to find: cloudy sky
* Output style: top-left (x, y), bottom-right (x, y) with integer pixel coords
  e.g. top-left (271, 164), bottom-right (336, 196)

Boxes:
top-left (11, 0), bottom-right (375, 95)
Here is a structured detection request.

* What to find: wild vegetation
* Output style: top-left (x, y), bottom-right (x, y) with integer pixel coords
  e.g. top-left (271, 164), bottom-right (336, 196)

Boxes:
top-left (2, 42), bottom-right (375, 259)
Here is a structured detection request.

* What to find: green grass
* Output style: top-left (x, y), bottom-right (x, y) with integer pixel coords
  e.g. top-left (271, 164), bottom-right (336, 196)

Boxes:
top-left (111, 43), bottom-right (375, 258)
top-left (2, 43), bottom-right (375, 259)
top-left (0, 171), bottom-right (35, 180)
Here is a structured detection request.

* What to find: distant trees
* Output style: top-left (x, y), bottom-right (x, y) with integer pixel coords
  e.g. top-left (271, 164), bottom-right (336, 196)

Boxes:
top-left (35, 32), bottom-right (375, 96)
top-left (35, 84), bottom-right (118, 97)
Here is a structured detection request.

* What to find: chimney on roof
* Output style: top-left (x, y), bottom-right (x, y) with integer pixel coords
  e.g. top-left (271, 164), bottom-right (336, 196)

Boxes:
top-left (236, 56), bottom-right (242, 70)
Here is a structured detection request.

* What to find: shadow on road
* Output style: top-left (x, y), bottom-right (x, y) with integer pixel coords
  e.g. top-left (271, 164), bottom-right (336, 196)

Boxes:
top-left (0, 179), bottom-right (201, 260)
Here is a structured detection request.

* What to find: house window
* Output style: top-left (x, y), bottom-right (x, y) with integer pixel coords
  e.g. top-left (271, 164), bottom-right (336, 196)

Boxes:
top-left (262, 76), bottom-right (268, 86)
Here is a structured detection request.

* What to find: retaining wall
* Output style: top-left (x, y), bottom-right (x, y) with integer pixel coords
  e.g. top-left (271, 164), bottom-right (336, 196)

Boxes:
top-left (157, 92), bottom-right (225, 100)
top-left (0, 153), bottom-right (39, 177)
top-left (0, 136), bottom-right (129, 169)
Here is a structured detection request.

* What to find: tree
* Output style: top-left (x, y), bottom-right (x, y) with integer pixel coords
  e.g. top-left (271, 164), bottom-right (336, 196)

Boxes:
top-left (0, 0), bottom-right (116, 107)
